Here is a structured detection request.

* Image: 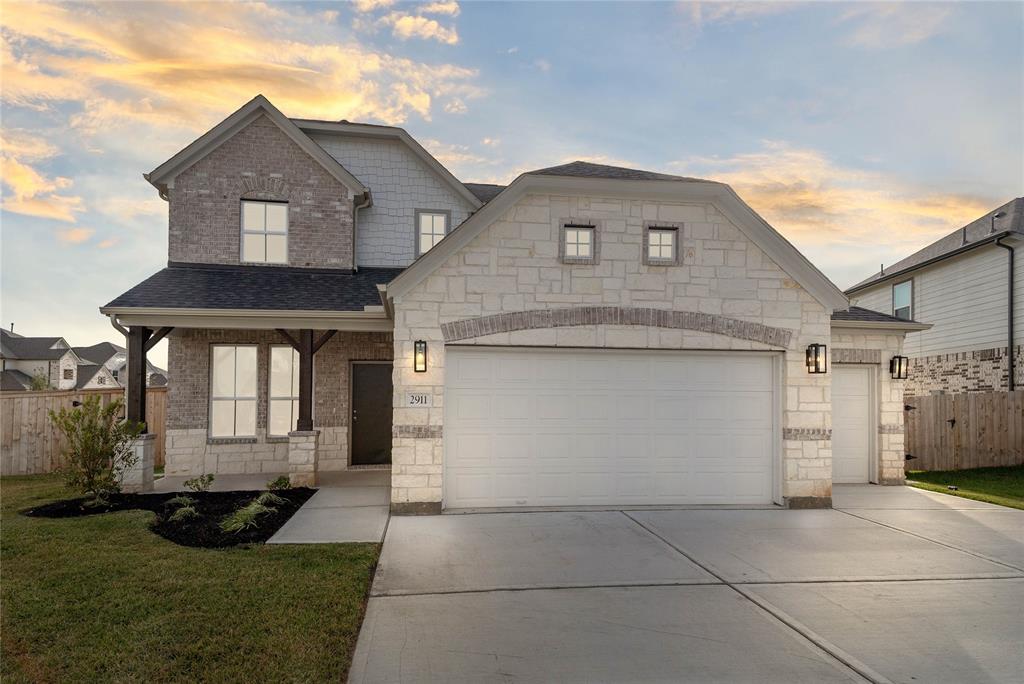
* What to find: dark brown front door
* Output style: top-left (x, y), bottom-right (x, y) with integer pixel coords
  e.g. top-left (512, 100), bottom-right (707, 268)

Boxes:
top-left (351, 363), bottom-right (393, 466)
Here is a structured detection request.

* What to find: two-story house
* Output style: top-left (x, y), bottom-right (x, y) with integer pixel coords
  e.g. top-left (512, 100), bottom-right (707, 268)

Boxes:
top-left (103, 95), bottom-right (927, 511)
top-left (0, 329), bottom-right (117, 391)
top-left (72, 342), bottom-right (168, 388)
top-left (847, 199), bottom-right (1023, 395)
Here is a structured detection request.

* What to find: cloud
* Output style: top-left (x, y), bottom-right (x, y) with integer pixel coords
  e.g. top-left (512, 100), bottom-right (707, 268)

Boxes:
top-left (422, 139), bottom-right (487, 166)
top-left (380, 11), bottom-right (459, 44)
top-left (56, 227), bottom-right (95, 244)
top-left (505, 46), bottom-right (519, 55)
top-left (97, 238), bottom-right (119, 249)
top-left (0, 131), bottom-right (84, 222)
top-left (420, 1), bottom-right (460, 16)
top-left (838, 3), bottom-right (953, 49)
top-left (481, 137), bottom-right (501, 147)
top-left (680, 1), bottom-right (800, 28)
top-left (353, 0), bottom-right (395, 11)
top-left (1, 1), bottom-right (480, 128)
top-left (443, 98), bottom-right (467, 114)
top-left (533, 58), bottom-right (552, 72)
top-left (670, 141), bottom-right (993, 250)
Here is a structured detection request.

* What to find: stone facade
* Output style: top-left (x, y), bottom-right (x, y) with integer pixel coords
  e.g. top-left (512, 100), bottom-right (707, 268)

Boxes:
top-left (391, 192), bottom-right (836, 509)
top-left (168, 114), bottom-right (357, 269)
top-left (288, 430), bottom-right (319, 487)
top-left (308, 134), bottom-right (476, 267)
top-left (905, 345), bottom-right (1024, 396)
top-left (164, 328), bottom-right (392, 475)
top-left (831, 330), bottom-right (908, 485)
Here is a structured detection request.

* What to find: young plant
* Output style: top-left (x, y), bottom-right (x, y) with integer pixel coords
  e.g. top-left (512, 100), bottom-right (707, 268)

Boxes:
top-left (219, 499), bottom-right (276, 534)
top-left (267, 475), bottom-right (292, 491)
top-left (30, 372), bottom-right (51, 391)
top-left (48, 396), bottom-right (144, 500)
top-left (183, 473), bottom-right (215, 492)
top-left (168, 505), bottom-right (199, 523)
top-left (255, 491), bottom-right (285, 507)
top-left (166, 494), bottom-right (197, 508)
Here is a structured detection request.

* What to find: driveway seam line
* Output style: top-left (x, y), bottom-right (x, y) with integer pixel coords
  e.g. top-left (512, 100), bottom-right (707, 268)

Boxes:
top-left (834, 508), bottom-right (1024, 573)
top-left (621, 511), bottom-right (889, 684)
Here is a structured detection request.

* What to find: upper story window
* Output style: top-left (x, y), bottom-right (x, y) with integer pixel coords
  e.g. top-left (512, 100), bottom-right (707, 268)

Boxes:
top-left (560, 220), bottom-right (599, 265)
top-left (63, 368), bottom-right (74, 380)
top-left (241, 200), bottom-right (288, 264)
top-left (416, 210), bottom-right (450, 257)
top-left (893, 280), bottom-right (913, 320)
top-left (643, 222), bottom-right (681, 265)
top-left (210, 345), bottom-right (257, 438)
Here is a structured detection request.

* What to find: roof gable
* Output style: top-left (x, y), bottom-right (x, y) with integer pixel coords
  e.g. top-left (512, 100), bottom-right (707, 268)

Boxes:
top-left (145, 95), bottom-right (367, 198)
top-left (293, 118), bottom-right (482, 209)
top-left (385, 171), bottom-right (849, 311)
top-left (0, 330), bottom-right (73, 360)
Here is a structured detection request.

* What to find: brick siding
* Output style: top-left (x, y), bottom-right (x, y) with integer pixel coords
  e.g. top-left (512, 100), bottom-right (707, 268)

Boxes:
top-left (906, 345), bottom-right (1024, 395)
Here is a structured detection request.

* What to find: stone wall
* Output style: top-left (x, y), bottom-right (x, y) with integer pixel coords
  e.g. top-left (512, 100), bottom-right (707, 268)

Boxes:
top-left (169, 114), bottom-right (356, 269)
top-left (905, 345), bottom-right (1024, 396)
top-left (165, 328), bottom-right (392, 475)
top-left (391, 192), bottom-right (835, 509)
top-left (309, 134), bottom-right (476, 267)
top-left (831, 329), bottom-right (908, 484)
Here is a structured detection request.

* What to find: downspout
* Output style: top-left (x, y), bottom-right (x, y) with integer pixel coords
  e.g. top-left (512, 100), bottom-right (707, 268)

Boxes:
top-left (996, 238), bottom-right (1015, 390)
top-left (352, 190), bottom-right (372, 272)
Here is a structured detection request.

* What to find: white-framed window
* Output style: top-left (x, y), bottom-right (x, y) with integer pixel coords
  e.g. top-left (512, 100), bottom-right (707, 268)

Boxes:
top-left (97, 375), bottom-right (106, 386)
top-left (63, 368), bottom-right (74, 380)
top-left (647, 228), bottom-right (676, 262)
top-left (563, 225), bottom-right (595, 260)
top-left (893, 280), bottom-right (913, 320)
top-left (241, 200), bottom-right (288, 264)
top-left (416, 210), bottom-right (449, 256)
top-left (210, 345), bottom-right (257, 438)
top-left (269, 345), bottom-right (301, 437)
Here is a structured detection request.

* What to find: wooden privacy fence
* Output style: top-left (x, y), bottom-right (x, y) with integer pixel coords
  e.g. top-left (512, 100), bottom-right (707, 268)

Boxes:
top-left (905, 391), bottom-right (1024, 472)
top-left (0, 387), bottom-right (167, 476)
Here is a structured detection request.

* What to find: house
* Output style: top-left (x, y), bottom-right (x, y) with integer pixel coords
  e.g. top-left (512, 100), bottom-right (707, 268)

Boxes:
top-left (0, 329), bottom-right (117, 391)
top-left (102, 95), bottom-right (928, 511)
top-left (847, 199), bottom-right (1023, 395)
top-left (73, 341), bottom-right (168, 387)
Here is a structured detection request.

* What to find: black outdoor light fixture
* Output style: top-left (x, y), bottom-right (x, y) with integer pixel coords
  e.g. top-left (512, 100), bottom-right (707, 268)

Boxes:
top-left (806, 343), bottom-right (827, 374)
top-left (889, 355), bottom-right (910, 380)
top-left (414, 340), bottom-right (427, 373)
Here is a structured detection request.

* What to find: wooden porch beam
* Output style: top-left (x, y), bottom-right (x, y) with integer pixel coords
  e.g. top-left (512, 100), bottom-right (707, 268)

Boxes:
top-left (296, 330), bottom-right (314, 432)
top-left (126, 326), bottom-right (151, 432)
top-left (144, 326), bottom-right (174, 352)
top-left (312, 330), bottom-right (337, 354)
top-left (276, 328), bottom-right (301, 351)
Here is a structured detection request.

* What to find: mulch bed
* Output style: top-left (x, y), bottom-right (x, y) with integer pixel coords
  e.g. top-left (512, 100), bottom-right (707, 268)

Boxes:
top-left (23, 488), bottom-right (315, 548)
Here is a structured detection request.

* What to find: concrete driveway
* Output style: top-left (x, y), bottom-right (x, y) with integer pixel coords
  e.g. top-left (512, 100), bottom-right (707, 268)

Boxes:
top-left (350, 486), bottom-right (1024, 683)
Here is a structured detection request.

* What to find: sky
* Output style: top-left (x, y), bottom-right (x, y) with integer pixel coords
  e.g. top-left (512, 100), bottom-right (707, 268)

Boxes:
top-left (1, 0), bottom-right (1022, 368)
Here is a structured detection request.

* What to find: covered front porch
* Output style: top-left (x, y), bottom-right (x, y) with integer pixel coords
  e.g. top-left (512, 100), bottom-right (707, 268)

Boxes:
top-left (101, 263), bottom-right (401, 491)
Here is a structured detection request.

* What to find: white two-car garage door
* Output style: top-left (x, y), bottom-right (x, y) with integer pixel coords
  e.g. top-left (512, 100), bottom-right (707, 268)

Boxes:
top-left (443, 347), bottom-right (778, 508)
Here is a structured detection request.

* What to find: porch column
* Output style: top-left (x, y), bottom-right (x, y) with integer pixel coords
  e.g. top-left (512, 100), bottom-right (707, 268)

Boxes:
top-left (297, 329), bottom-right (314, 431)
top-left (125, 326), bottom-right (151, 431)
top-left (277, 328), bottom-right (336, 487)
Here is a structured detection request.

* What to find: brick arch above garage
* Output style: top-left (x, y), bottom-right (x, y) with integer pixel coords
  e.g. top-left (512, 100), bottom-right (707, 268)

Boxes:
top-left (440, 306), bottom-right (794, 348)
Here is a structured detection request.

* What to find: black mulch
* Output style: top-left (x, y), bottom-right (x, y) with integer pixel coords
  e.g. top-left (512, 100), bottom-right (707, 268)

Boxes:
top-left (22, 488), bottom-right (315, 548)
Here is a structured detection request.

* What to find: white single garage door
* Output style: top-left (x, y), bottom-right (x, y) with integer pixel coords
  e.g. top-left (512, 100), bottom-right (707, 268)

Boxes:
top-left (444, 347), bottom-right (778, 508)
top-left (832, 366), bottom-right (874, 484)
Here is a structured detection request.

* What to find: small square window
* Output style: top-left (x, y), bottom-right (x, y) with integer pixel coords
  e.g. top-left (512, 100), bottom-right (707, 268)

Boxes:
top-left (241, 200), bottom-right (288, 264)
top-left (560, 221), bottom-right (598, 264)
top-left (416, 210), bottom-right (449, 256)
top-left (63, 368), bottom-right (73, 380)
top-left (643, 222), bottom-right (681, 265)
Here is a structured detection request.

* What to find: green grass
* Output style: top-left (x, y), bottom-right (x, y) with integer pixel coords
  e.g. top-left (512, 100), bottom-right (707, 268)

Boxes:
top-left (1, 475), bottom-right (379, 683)
top-left (908, 465), bottom-right (1024, 510)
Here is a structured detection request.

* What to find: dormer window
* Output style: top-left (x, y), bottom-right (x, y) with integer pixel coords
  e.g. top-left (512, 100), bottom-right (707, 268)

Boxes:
top-left (416, 210), bottom-right (450, 256)
top-left (241, 200), bottom-right (288, 264)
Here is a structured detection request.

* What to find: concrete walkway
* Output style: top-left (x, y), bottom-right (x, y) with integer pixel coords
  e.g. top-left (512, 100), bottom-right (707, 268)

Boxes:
top-left (269, 470), bottom-right (390, 544)
top-left (351, 484), bottom-right (1024, 683)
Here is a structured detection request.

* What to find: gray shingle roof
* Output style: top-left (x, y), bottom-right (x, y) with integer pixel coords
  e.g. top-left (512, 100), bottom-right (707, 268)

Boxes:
top-left (104, 262), bottom-right (403, 311)
top-left (526, 161), bottom-right (705, 183)
top-left (847, 197), bottom-right (1024, 293)
top-left (831, 306), bottom-right (923, 325)
top-left (0, 329), bottom-right (69, 360)
top-left (1, 369), bottom-right (33, 391)
top-left (73, 342), bottom-right (124, 366)
top-left (463, 183), bottom-right (506, 203)
top-left (75, 364), bottom-right (103, 390)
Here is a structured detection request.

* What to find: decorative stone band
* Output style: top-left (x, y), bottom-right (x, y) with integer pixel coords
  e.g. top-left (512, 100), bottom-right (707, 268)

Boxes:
top-left (878, 424), bottom-right (903, 434)
top-left (393, 425), bottom-right (443, 439)
top-left (783, 427), bottom-right (832, 441)
top-left (239, 173), bottom-right (291, 200)
top-left (832, 348), bottom-right (882, 365)
top-left (441, 307), bottom-right (793, 348)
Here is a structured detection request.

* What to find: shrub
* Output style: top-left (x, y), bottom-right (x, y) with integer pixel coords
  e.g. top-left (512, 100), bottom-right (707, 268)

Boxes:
top-left (184, 474), bottom-right (215, 492)
top-left (267, 475), bottom-right (292, 491)
top-left (166, 494), bottom-right (196, 508)
top-left (220, 499), bottom-right (276, 534)
top-left (255, 491), bottom-right (285, 507)
top-left (168, 505), bottom-right (199, 523)
top-left (48, 396), bottom-right (143, 499)
top-left (30, 372), bottom-right (51, 391)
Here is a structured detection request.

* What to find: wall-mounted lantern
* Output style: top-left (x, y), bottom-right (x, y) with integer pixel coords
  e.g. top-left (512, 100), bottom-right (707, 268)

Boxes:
top-left (889, 355), bottom-right (909, 380)
top-left (414, 340), bottom-right (427, 373)
top-left (806, 343), bottom-right (827, 374)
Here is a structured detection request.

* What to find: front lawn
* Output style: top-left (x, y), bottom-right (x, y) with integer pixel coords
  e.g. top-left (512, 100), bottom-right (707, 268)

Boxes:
top-left (1, 475), bottom-right (379, 682)
top-left (907, 465), bottom-right (1024, 510)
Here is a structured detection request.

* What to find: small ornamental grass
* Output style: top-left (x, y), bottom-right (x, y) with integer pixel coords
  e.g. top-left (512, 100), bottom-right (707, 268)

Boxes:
top-left (184, 474), bottom-right (215, 492)
top-left (167, 505), bottom-right (199, 523)
top-left (267, 475), bottom-right (292, 490)
top-left (220, 498), bottom-right (278, 534)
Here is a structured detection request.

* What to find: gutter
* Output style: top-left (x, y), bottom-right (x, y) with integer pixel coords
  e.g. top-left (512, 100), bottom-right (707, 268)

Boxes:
top-left (996, 238), bottom-right (1016, 390)
top-left (352, 190), bottom-right (372, 272)
top-left (830, 319), bottom-right (932, 332)
top-left (846, 230), bottom-right (1018, 295)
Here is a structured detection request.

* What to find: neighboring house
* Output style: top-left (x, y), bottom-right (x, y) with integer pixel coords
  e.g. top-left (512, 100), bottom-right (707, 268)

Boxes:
top-left (847, 198), bottom-right (1023, 395)
top-left (0, 329), bottom-right (117, 391)
top-left (102, 95), bottom-right (927, 511)
top-left (73, 341), bottom-right (168, 387)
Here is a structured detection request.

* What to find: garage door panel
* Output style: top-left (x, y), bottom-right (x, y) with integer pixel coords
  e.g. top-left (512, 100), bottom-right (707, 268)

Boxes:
top-left (444, 348), bottom-right (777, 507)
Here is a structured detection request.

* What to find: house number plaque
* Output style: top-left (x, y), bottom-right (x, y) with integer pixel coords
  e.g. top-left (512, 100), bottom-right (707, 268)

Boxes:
top-left (405, 392), bottom-right (432, 407)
